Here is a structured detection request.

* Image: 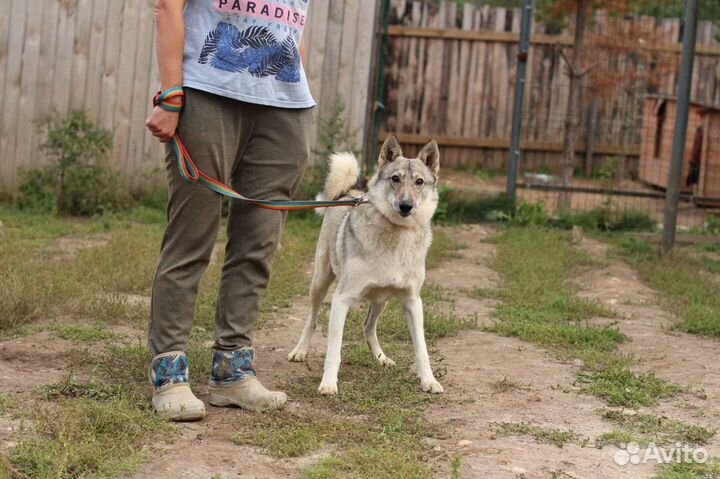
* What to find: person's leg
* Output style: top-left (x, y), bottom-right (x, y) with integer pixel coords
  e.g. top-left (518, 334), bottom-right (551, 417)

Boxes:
top-left (207, 103), bottom-right (312, 411)
top-left (148, 88), bottom-right (244, 420)
top-left (215, 103), bottom-right (312, 349)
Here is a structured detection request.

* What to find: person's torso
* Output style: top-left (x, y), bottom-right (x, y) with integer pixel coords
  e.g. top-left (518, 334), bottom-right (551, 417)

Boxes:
top-left (183, 0), bottom-right (315, 108)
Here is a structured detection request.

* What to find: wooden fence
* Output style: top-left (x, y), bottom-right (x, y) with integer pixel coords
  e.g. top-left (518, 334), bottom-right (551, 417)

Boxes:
top-left (0, 0), bottom-right (378, 196)
top-left (382, 1), bottom-right (720, 174)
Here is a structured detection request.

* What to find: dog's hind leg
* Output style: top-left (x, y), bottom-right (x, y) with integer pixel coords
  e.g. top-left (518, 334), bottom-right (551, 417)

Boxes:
top-left (403, 296), bottom-right (444, 394)
top-left (318, 292), bottom-right (353, 395)
top-left (363, 301), bottom-right (395, 367)
top-left (288, 257), bottom-right (334, 362)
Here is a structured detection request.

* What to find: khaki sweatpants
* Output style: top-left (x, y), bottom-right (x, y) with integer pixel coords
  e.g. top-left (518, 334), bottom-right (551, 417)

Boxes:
top-left (148, 88), bottom-right (312, 356)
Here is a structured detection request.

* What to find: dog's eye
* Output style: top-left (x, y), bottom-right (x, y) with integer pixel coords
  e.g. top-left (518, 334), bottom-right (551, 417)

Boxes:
top-left (391, 175), bottom-right (400, 183)
top-left (416, 178), bottom-right (424, 186)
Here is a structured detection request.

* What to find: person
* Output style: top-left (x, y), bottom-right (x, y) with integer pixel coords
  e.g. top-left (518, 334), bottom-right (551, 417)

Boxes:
top-left (145, 0), bottom-right (315, 421)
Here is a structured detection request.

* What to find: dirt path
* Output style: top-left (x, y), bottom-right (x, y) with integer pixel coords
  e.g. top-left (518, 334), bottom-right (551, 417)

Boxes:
top-left (3, 226), bottom-right (719, 478)
top-left (577, 238), bottom-right (720, 452)
top-left (421, 227), bottom-right (720, 478)
top-left (424, 226), bottom-right (655, 479)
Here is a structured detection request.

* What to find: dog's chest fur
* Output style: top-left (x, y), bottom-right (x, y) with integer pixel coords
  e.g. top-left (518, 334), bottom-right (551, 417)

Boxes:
top-left (331, 205), bottom-right (431, 293)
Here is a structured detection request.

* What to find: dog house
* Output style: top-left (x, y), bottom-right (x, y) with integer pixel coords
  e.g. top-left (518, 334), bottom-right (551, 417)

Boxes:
top-left (639, 95), bottom-right (720, 205)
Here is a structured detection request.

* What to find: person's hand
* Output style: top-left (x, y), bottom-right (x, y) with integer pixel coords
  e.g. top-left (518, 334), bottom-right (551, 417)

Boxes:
top-left (146, 106), bottom-right (180, 143)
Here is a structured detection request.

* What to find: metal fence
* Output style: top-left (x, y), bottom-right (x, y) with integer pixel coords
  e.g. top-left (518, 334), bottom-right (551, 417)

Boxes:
top-left (379, 0), bottom-right (720, 229)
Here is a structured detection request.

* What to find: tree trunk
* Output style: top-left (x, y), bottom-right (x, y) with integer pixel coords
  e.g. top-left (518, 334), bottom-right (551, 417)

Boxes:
top-left (558, 0), bottom-right (588, 212)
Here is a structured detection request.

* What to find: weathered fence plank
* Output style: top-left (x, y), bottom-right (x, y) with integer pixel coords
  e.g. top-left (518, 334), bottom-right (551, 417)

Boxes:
top-left (0, 0), bottom-right (29, 194)
top-left (0, 0), bottom-right (379, 197)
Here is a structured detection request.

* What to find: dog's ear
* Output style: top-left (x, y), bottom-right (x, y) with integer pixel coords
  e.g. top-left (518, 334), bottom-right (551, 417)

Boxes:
top-left (378, 134), bottom-right (403, 167)
top-left (418, 139), bottom-right (440, 176)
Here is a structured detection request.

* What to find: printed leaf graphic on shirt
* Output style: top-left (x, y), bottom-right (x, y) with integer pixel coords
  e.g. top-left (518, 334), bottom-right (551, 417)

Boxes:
top-left (198, 22), bottom-right (301, 83)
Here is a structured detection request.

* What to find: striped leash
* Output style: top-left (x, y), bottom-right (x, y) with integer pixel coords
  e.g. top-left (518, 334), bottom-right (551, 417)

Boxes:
top-left (153, 87), bottom-right (367, 211)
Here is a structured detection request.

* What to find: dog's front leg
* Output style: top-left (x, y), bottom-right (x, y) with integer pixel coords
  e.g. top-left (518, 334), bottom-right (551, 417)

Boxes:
top-left (403, 296), bottom-right (444, 394)
top-left (319, 293), bottom-right (352, 395)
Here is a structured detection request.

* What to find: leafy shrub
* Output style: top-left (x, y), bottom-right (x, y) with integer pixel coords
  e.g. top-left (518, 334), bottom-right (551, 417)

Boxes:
top-left (510, 201), bottom-right (551, 226)
top-left (17, 111), bottom-right (128, 216)
top-left (438, 189), bottom-right (512, 224)
top-left (557, 208), bottom-right (655, 232)
top-left (595, 156), bottom-right (619, 182)
top-left (705, 215), bottom-right (720, 235)
top-left (16, 169), bottom-right (58, 214)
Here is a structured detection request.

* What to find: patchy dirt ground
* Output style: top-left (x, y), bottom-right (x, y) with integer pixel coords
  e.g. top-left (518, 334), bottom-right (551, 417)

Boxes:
top-left (420, 227), bottom-right (720, 478)
top-left (423, 226), bottom-right (657, 479)
top-left (2, 224), bottom-right (719, 478)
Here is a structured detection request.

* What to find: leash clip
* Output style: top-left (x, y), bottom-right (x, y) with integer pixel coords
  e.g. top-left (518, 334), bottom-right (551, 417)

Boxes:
top-left (352, 195), bottom-right (369, 207)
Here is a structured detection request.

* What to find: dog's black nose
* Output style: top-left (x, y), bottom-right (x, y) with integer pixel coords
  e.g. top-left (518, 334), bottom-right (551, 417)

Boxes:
top-left (399, 202), bottom-right (414, 216)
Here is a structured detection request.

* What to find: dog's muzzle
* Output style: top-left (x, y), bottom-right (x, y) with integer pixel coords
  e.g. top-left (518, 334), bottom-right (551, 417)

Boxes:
top-left (398, 202), bottom-right (414, 217)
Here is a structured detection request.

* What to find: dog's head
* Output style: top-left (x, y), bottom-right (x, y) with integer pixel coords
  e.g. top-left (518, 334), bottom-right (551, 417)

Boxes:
top-left (367, 135), bottom-right (440, 226)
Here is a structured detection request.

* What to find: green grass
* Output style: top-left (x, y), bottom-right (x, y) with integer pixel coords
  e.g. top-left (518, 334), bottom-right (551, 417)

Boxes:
top-left (578, 363), bottom-right (686, 408)
top-left (655, 459), bottom-right (720, 479)
top-left (426, 228), bottom-right (466, 269)
top-left (450, 455), bottom-right (462, 479)
top-left (597, 410), bottom-right (715, 447)
top-left (233, 411), bottom-right (330, 457)
top-left (699, 255), bottom-right (720, 274)
top-left (691, 242), bottom-right (720, 254)
top-left (0, 393), bottom-right (13, 413)
top-left (11, 397), bottom-right (174, 478)
top-left (8, 343), bottom-right (178, 478)
top-left (304, 457), bottom-right (347, 479)
top-left (486, 227), bottom-right (623, 365)
top-left (239, 342), bottom-right (444, 478)
top-left (493, 422), bottom-right (584, 448)
top-left (0, 207), bottom-right (164, 331)
top-left (487, 227), bottom-right (685, 409)
top-left (32, 322), bottom-right (119, 343)
top-left (615, 237), bottom-right (720, 338)
top-left (42, 376), bottom-right (126, 402)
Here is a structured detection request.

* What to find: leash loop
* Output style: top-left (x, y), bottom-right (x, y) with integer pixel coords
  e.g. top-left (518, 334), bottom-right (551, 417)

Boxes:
top-left (153, 87), bottom-right (367, 211)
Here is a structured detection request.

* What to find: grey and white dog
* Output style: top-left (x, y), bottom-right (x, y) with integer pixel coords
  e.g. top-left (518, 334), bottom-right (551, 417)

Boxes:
top-left (288, 135), bottom-right (444, 395)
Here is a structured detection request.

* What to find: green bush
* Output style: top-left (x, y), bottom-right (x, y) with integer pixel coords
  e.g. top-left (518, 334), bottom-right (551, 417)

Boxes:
top-left (17, 111), bottom-right (128, 216)
top-left (16, 169), bottom-right (58, 214)
top-left (556, 208), bottom-right (656, 232)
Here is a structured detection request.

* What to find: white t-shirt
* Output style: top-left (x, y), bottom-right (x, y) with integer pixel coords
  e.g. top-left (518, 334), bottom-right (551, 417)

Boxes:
top-left (182, 0), bottom-right (316, 108)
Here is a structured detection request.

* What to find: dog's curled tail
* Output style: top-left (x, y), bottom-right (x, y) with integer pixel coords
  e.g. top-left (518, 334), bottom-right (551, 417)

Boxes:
top-left (324, 151), bottom-right (360, 200)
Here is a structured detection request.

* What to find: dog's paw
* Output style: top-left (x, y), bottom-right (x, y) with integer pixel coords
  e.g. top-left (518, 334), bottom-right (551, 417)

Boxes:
top-left (318, 382), bottom-right (338, 396)
top-left (287, 347), bottom-right (308, 362)
top-left (421, 379), bottom-right (444, 394)
top-left (376, 353), bottom-right (396, 367)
